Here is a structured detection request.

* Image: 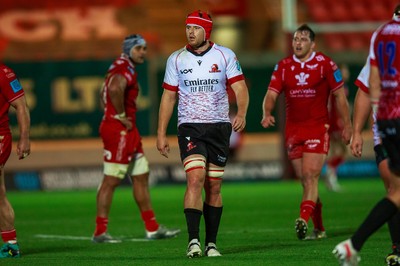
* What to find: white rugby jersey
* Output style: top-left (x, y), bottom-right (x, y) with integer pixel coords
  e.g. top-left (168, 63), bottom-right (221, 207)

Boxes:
top-left (163, 43), bottom-right (245, 126)
top-left (354, 58), bottom-right (380, 146)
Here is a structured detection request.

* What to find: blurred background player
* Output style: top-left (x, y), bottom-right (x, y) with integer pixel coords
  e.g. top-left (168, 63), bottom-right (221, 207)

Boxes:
top-left (92, 34), bottom-right (180, 243)
top-left (350, 57), bottom-right (400, 266)
top-left (333, 5), bottom-right (400, 266)
top-left (157, 10), bottom-right (249, 258)
top-left (324, 63), bottom-right (350, 192)
top-left (261, 24), bottom-right (352, 241)
top-left (0, 63), bottom-right (31, 258)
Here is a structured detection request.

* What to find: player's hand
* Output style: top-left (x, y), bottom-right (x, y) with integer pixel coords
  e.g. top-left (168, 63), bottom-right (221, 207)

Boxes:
top-left (17, 138), bottom-right (30, 160)
top-left (232, 115), bottom-right (246, 132)
top-left (350, 133), bottom-right (363, 158)
top-left (341, 125), bottom-right (352, 145)
top-left (261, 115), bottom-right (275, 128)
top-left (120, 118), bottom-right (133, 130)
top-left (157, 136), bottom-right (170, 158)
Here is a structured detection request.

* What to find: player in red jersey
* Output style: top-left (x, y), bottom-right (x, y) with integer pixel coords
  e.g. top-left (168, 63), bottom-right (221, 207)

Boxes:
top-left (92, 34), bottom-right (180, 243)
top-left (324, 64), bottom-right (350, 192)
top-left (333, 5), bottom-right (400, 266)
top-left (0, 64), bottom-right (30, 258)
top-left (261, 24), bottom-right (352, 240)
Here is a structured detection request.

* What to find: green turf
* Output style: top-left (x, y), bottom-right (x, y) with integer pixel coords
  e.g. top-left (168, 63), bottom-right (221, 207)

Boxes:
top-left (0, 178), bottom-right (391, 265)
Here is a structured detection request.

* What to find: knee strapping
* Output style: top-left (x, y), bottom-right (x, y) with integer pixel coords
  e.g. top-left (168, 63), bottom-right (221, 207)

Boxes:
top-left (184, 157), bottom-right (206, 172)
top-left (206, 166), bottom-right (224, 179)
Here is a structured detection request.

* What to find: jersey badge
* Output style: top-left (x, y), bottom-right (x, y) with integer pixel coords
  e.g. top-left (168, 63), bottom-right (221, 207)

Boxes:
top-left (197, 60), bottom-right (202, 66)
top-left (186, 141), bottom-right (197, 152)
top-left (295, 72), bottom-right (310, 86)
top-left (209, 64), bottom-right (221, 73)
top-left (333, 69), bottom-right (343, 82)
top-left (236, 61), bottom-right (242, 71)
top-left (10, 79), bottom-right (22, 93)
top-left (306, 64), bottom-right (318, 70)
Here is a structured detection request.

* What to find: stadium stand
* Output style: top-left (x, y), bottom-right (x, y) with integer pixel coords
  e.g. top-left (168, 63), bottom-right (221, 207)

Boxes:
top-left (301, 0), bottom-right (398, 51)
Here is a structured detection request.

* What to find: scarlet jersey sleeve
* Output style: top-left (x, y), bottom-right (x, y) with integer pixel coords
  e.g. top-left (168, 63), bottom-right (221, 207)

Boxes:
top-left (323, 56), bottom-right (344, 93)
top-left (0, 64), bottom-right (24, 133)
top-left (268, 61), bottom-right (285, 94)
top-left (0, 64), bottom-right (24, 103)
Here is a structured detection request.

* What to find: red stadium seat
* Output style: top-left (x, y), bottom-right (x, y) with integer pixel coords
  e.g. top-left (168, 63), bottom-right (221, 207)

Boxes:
top-left (323, 33), bottom-right (346, 52)
top-left (329, 2), bottom-right (351, 22)
top-left (349, 2), bottom-right (369, 21)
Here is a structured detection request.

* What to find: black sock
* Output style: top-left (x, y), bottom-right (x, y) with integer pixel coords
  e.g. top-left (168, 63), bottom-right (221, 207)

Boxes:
top-left (388, 211), bottom-right (400, 249)
top-left (351, 198), bottom-right (398, 251)
top-left (184, 208), bottom-right (202, 242)
top-left (203, 202), bottom-right (223, 245)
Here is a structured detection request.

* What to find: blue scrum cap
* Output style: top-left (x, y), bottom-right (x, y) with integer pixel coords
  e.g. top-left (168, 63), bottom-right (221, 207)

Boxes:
top-left (122, 34), bottom-right (146, 55)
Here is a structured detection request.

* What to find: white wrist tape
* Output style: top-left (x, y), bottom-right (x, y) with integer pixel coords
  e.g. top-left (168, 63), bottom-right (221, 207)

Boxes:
top-left (113, 112), bottom-right (126, 120)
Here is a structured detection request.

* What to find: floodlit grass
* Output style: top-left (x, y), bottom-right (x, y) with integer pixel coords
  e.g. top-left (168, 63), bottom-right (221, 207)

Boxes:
top-left (0, 178), bottom-right (390, 265)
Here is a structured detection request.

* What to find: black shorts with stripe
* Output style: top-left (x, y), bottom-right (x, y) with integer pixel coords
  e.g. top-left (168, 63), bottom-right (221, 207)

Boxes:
top-left (177, 122), bottom-right (232, 167)
top-left (378, 118), bottom-right (400, 175)
top-left (374, 144), bottom-right (388, 167)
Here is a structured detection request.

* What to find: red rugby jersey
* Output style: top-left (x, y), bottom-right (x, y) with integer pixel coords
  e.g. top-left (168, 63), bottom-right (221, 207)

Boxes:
top-left (101, 55), bottom-right (140, 124)
top-left (0, 64), bottom-right (25, 134)
top-left (268, 52), bottom-right (344, 127)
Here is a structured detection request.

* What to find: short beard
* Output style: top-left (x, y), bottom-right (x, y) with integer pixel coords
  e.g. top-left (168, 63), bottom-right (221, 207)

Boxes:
top-left (190, 40), bottom-right (208, 50)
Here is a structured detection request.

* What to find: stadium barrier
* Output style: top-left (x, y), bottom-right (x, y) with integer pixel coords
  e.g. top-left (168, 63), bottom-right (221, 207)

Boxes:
top-left (5, 132), bottom-right (378, 191)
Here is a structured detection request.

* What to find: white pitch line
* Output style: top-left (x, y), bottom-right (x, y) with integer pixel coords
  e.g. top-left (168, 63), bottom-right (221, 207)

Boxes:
top-left (34, 234), bottom-right (150, 242)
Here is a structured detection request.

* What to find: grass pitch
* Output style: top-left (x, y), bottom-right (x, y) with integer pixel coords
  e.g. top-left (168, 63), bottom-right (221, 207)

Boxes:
top-left (1, 178), bottom-right (391, 265)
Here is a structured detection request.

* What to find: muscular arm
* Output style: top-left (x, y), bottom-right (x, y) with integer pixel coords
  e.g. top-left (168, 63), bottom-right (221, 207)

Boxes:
top-left (332, 87), bottom-right (352, 144)
top-left (261, 90), bottom-right (279, 128)
top-left (157, 89), bottom-right (177, 158)
top-left (10, 96), bottom-right (30, 159)
top-left (108, 74), bottom-right (127, 115)
top-left (230, 80), bottom-right (249, 132)
top-left (107, 74), bottom-right (132, 129)
top-left (351, 89), bottom-right (371, 157)
top-left (369, 65), bottom-right (381, 108)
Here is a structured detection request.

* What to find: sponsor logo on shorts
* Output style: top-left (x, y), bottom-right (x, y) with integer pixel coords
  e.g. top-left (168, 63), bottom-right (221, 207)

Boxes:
top-left (186, 141), bottom-right (197, 152)
top-left (305, 139), bottom-right (320, 149)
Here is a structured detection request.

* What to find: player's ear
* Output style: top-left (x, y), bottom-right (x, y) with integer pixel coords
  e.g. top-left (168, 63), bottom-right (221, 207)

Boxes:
top-left (311, 41), bottom-right (316, 50)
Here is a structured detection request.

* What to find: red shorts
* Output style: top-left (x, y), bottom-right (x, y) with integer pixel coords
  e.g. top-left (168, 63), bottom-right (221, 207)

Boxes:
top-left (0, 133), bottom-right (12, 165)
top-left (329, 110), bottom-right (343, 135)
top-left (285, 124), bottom-right (330, 160)
top-left (100, 121), bottom-right (143, 164)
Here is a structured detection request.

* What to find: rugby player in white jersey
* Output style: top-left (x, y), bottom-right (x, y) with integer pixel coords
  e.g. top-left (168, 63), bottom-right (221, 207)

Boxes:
top-left (349, 58), bottom-right (400, 266)
top-left (333, 5), bottom-right (400, 265)
top-left (157, 10), bottom-right (249, 258)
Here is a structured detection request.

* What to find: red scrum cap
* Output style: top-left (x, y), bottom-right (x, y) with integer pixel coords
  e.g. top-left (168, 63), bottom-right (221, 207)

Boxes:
top-left (186, 10), bottom-right (213, 40)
